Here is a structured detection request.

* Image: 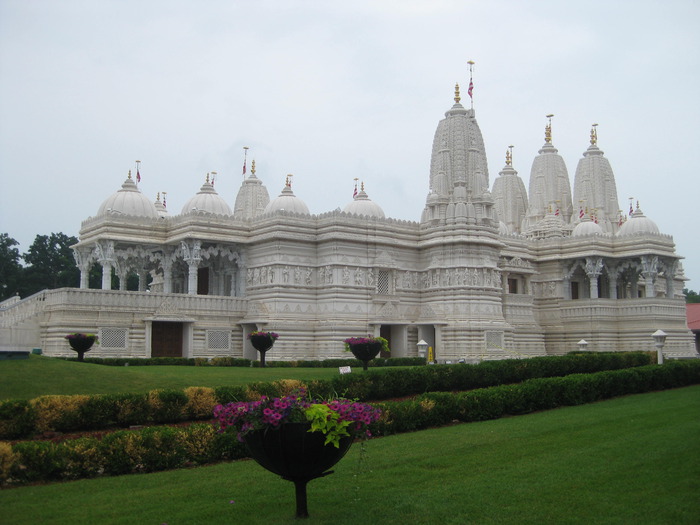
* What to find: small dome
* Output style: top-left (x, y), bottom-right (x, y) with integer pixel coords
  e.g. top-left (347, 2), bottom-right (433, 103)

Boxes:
top-left (343, 186), bottom-right (385, 218)
top-left (181, 177), bottom-right (232, 216)
top-left (264, 182), bottom-right (310, 215)
top-left (571, 217), bottom-right (604, 237)
top-left (97, 174), bottom-right (159, 218)
top-left (617, 206), bottom-right (660, 236)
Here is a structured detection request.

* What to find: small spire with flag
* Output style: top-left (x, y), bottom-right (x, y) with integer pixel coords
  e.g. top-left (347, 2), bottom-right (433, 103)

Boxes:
top-left (353, 177), bottom-right (359, 197)
top-left (242, 146), bottom-right (249, 178)
top-left (135, 160), bottom-right (141, 183)
top-left (211, 171), bottom-right (217, 186)
top-left (545, 115), bottom-right (554, 144)
top-left (629, 197), bottom-right (634, 215)
top-left (467, 60), bottom-right (475, 108)
top-left (590, 123), bottom-right (598, 146)
top-left (162, 191), bottom-right (167, 208)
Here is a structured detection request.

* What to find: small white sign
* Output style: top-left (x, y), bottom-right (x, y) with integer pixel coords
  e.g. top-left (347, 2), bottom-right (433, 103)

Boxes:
top-left (339, 366), bottom-right (352, 374)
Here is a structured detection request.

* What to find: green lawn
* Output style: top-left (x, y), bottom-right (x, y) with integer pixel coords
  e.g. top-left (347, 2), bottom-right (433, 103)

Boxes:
top-left (0, 355), bottom-right (346, 400)
top-left (2, 386), bottom-right (699, 524)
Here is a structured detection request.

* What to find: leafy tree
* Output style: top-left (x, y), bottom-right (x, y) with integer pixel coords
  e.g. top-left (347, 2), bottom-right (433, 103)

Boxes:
top-left (0, 233), bottom-right (23, 301)
top-left (683, 288), bottom-right (700, 304)
top-left (20, 233), bottom-right (80, 296)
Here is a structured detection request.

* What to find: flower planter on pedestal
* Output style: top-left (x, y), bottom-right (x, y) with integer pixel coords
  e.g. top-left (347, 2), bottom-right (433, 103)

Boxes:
top-left (348, 342), bottom-right (382, 371)
top-left (67, 337), bottom-right (97, 362)
top-left (243, 423), bottom-right (353, 518)
top-left (249, 335), bottom-right (275, 367)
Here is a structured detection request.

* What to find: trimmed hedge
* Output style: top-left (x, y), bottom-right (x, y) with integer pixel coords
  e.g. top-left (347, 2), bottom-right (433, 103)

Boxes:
top-left (372, 360), bottom-right (700, 435)
top-left (2, 360), bottom-right (698, 486)
top-left (1, 353), bottom-right (654, 439)
top-left (62, 356), bottom-right (426, 368)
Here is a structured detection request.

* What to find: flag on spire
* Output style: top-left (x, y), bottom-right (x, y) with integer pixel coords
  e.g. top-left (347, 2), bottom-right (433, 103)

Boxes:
top-left (242, 146), bottom-right (249, 177)
top-left (579, 207), bottom-right (584, 219)
top-left (468, 79), bottom-right (473, 99)
top-left (353, 178), bottom-right (358, 198)
top-left (135, 160), bottom-right (141, 183)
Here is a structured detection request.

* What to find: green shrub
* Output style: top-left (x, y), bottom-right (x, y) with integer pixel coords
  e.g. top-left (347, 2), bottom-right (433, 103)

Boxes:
top-left (113, 393), bottom-right (151, 426)
top-left (0, 400), bottom-right (37, 439)
top-left (213, 385), bottom-right (248, 404)
top-left (184, 387), bottom-right (217, 419)
top-left (148, 389), bottom-right (189, 423)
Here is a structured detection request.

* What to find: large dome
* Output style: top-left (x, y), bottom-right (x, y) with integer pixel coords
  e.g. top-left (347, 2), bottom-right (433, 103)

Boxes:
top-left (343, 186), bottom-right (385, 218)
top-left (181, 176), bottom-right (232, 216)
top-left (617, 206), bottom-right (660, 236)
top-left (264, 181), bottom-right (310, 215)
top-left (97, 174), bottom-right (159, 218)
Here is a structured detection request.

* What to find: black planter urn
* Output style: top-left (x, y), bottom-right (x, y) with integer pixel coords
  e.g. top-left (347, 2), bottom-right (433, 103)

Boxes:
top-left (67, 337), bottom-right (96, 362)
top-left (243, 423), bottom-right (353, 518)
top-left (348, 342), bottom-right (382, 371)
top-left (249, 335), bottom-right (275, 367)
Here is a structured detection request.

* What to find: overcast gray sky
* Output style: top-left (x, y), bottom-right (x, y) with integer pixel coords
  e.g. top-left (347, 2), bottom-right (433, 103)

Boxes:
top-left (1, 0), bottom-right (698, 290)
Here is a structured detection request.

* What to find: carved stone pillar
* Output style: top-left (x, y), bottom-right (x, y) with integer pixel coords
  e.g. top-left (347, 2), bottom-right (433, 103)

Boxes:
top-left (182, 240), bottom-right (202, 295)
top-left (96, 241), bottom-right (115, 291)
top-left (585, 257), bottom-right (603, 299)
top-left (138, 269), bottom-right (148, 291)
top-left (607, 264), bottom-right (618, 300)
top-left (73, 248), bottom-right (91, 289)
top-left (641, 255), bottom-right (659, 298)
top-left (664, 260), bottom-right (677, 298)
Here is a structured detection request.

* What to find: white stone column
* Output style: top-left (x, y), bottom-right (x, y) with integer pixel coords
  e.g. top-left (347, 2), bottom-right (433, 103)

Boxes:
top-left (138, 270), bottom-right (148, 291)
top-left (641, 255), bottom-right (658, 298)
top-left (101, 262), bottom-right (112, 290)
top-left (187, 263), bottom-right (198, 295)
top-left (182, 240), bottom-right (202, 295)
top-left (585, 257), bottom-right (603, 299)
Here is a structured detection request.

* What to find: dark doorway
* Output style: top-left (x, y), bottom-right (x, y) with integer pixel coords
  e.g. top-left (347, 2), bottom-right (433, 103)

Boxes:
top-left (197, 267), bottom-right (209, 295)
top-left (152, 322), bottom-right (183, 357)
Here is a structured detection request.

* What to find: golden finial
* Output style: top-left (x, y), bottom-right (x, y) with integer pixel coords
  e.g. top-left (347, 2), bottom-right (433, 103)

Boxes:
top-left (454, 83), bottom-right (461, 104)
top-left (545, 114), bottom-right (554, 144)
top-left (361, 181), bottom-right (365, 191)
top-left (128, 169), bottom-right (132, 179)
top-left (206, 172), bottom-right (210, 183)
top-left (156, 192), bottom-right (161, 201)
top-left (590, 123), bottom-right (598, 146)
top-left (251, 159), bottom-right (256, 175)
top-left (506, 145), bottom-right (514, 166)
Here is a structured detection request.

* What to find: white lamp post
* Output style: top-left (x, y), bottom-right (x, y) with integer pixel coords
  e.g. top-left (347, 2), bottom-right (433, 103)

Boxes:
top-left (652, 330), bottom-right (667, 365)
top-left (577, 339), bottom-right (588, 352)
top-left (417, 340), bottom-right (428, 360)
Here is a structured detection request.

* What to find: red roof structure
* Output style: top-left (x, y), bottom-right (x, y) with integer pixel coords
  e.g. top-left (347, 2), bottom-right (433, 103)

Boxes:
top-left (687, 304), bottom-right (700, 332)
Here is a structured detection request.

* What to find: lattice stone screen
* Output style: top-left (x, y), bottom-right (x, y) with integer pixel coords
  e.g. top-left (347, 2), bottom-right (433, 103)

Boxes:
top-left (207, 330), bottom-right (231, 350)
top-left (100, 328), bottom-right (127, 349)
top-left (485, 331), bottom-right (504, 351)
top-left (377, 270), bottom-right (390, 295)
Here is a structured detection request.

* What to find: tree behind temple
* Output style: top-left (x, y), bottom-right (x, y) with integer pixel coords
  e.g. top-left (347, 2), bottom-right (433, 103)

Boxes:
top-left (0, 233), bottom-right (23, 301)
top-left (20, 233), bottom-right (80, 296)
